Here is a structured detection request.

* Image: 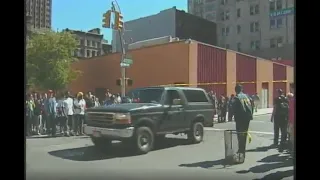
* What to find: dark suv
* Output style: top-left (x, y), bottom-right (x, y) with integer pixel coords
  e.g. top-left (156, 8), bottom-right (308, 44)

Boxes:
top-left (84, 86), bottom-right (214, 154)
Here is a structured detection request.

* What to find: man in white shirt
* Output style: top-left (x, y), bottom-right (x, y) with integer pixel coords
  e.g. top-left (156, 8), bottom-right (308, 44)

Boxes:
top-left (64, 91), bottom-right (74, 136)
top-left (74, 92), bottom-right (86, 136)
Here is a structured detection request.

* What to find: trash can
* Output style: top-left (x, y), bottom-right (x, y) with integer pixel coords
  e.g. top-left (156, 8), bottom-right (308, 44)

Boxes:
top-left (224, 130), bottom-right (239, 163)
top-left (224, 130), bottom-right (248, 164)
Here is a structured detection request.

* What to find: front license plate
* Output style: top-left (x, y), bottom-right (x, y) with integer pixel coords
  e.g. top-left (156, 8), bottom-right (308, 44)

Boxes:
top-left (92, 131), bottom-right (101, 137)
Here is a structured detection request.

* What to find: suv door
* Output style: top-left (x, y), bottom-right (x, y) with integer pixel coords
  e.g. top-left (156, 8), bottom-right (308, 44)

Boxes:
top-left (159, 90), bottom-right (186, 132)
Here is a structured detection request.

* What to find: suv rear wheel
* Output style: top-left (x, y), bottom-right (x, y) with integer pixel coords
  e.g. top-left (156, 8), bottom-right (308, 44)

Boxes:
top-left (187, 122), bottom-right (204, 144)
top-left (134, 126), bottom-right (154, 154)
top-left (91, 137), bottom-right (112, 151)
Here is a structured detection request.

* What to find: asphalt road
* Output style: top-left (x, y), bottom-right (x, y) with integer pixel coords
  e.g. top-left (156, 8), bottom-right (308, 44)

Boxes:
top-left (26, 114), bottom-right (293, 180)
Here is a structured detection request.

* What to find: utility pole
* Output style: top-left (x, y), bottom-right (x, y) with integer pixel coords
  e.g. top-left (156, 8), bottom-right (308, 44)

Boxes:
top-left (102, 1), bottom-right (126, 97)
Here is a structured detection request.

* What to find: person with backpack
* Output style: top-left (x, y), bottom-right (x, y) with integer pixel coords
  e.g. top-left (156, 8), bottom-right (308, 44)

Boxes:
top-left (271, 89), bottom-right (289, 152)
top-left (232, 84), bottom-right (254, 163)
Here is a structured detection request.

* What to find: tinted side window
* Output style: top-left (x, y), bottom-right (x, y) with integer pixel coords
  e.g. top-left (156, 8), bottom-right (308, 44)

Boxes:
top-left (164, 90), bottom-right (181, 105)
top-left (183, 90), bottom-right (209, 102)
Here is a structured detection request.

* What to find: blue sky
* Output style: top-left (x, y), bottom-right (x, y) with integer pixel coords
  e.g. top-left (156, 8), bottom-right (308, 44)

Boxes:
top-left (52, 0), bottom-right (187, 43)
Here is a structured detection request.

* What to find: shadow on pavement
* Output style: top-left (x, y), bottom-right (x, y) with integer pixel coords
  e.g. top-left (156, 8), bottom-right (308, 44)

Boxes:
top-left (253, 169), bottom-right (293, 180)
top-left (48, 137), bottom-right (191, 161)
top-left (236, 154), bottom-right (293, 176)
top-left (246, 144), bottom-right (277, 152)
top-left (179, 159), bottom-right (227, 169)
top-left (26, 135), bottom-right (59, 139)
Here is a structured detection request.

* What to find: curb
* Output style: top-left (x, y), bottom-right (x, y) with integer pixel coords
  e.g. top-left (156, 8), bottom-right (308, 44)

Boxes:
top-left (213, 112), bottom-right (272, 120)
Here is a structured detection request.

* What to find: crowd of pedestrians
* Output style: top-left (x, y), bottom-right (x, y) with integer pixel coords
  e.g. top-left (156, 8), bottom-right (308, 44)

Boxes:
top-left (25, 89), bottom-right (122, 137)
top-left (207, 91), bottom-right (260, 123)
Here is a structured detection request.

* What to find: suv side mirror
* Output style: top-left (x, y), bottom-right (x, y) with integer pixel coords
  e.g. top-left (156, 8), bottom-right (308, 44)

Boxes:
top-left (173, 99), bottom-right (182, 105)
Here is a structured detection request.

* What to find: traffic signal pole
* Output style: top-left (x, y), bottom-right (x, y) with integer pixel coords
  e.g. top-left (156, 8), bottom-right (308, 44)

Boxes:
top-left (110, 1), bottom-right (126, 97)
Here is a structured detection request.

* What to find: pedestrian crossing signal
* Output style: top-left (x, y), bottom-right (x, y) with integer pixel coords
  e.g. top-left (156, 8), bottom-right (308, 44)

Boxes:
top-left (127, 79), bottom-right (133, 86)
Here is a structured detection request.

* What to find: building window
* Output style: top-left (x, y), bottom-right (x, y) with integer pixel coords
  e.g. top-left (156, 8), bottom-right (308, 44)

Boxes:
top-left (270, 19), bottom-right (276, 29)
top-left (250, 22), bottom-right (259, 32)
top-left (225, 10), bottom-right (230, 20)
top-left (80, 49), bottom-right (84, 57)
top-left (250, 5), bottom-right (254, 15)
top-left (237, 8), bottom-right (241, 18)
top-left (237, 25), bottom-right (241, 34)
top-left (270, 18), bottom-right (283, 29)
top-left (226, 26), bottom-right (230, 36)
top-left (250, 4), bottom-right (259, 15)
top-left (80, 39), bottom-right (84, 46)
top-left (237, 43), bottom-right (241, 52)
top-left (276, 0), bottom-right (282, 10)
top-left (222, 28), bottom-right (225, 36)
top-left (270, 39), bottom-right (276, 48)
top-left (255, 22), bottom-right (260, 32)
top-left (92, 51), bottom-right (97, 57)
top-left (270, 37), bottom-right (283, 48)
top-left (255, 4), bottom-right (260, 14)
top-left (220, 12), bottom-right (225, 21)
top-left (97, 42), bottom-right (101, 48)
top-left (86, 50), bottom-right (91, 57)
top-left (226, 44), bottom-right (230, 49)
top-left (250, 40), bottom-right (260, 50)
top-left (277, 37), bottom-right (283, 47)
top-left (255, 40), bottom-right (260, 50)
top-left (221, 0), bottom-right (227, 5)
top-left (270, 1), bottom-right (275, 11)
top-left (276, 18), bottom-right (283, 28)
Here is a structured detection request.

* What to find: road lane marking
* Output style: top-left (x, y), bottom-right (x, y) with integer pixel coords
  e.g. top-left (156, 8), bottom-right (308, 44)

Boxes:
top-left (204, 128), bottom-right (274, 135)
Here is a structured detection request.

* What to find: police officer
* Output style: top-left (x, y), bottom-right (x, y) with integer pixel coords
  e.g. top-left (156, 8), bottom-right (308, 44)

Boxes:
top-left (271, 89), bottom-right (289, 152)
top-left (232, 84), bottom-right (253, 163)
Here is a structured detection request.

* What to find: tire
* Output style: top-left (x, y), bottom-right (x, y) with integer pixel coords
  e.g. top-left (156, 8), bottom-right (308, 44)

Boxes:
top-left (134, 126), bottom-right (154, 154)
top-left (91, 137), bottom-right (112, 151)
top-left (187, 122), bottom-right (204, 144)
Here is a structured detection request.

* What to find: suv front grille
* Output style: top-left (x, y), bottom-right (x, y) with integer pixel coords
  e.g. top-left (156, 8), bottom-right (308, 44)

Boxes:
top-left (86, 112), bottom-right (115, 125)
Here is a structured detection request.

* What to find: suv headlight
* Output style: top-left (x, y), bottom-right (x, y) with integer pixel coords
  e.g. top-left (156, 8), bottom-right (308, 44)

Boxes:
top-left (114, 113), bottom-right (131, 124)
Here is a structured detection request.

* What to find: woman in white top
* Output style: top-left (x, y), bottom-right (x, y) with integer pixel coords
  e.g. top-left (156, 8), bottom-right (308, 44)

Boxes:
top-left (74, 92), bottom-right (86, 135)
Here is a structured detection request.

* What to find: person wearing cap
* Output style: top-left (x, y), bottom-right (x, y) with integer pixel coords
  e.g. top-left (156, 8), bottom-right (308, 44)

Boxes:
top-left (271, 89), bottom-right (289, 152)
top-left (232, 84), bottom-right (254, 163)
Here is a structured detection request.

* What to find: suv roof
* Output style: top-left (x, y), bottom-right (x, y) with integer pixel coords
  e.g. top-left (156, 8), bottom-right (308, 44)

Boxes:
top-left (128, 86), bottom-right (206, 92)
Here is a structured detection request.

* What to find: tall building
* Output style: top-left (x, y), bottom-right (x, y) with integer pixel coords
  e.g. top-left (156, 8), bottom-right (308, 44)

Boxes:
top-left (64, 28), bottom-right (104, 59)
top-left (25, 0), bottom-right (52, 30)
top-left (112, 7), bottom-right (217, 52)
top-left (188, 0), bottom-right (295, 60)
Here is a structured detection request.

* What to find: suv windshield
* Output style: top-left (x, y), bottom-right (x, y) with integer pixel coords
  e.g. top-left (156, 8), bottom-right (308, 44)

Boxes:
top-left (127, 88), bottom-right (164, 103)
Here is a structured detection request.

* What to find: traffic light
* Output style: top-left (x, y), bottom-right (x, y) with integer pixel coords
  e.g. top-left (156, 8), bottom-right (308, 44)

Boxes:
top-left (102, 10), bottom-right (111, 28)
top-left (116, 78), bottom-right (122, 86)
top-left (127, 78), bottom-right (133, 86)
top-left (116, 78), bottom-right (133, 86)
top-left (114, 11), bottom-right (124, 30)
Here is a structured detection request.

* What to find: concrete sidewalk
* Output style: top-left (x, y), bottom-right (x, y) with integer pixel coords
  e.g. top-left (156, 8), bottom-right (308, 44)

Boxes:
top-left (214, 108), bottom-right (273, 120)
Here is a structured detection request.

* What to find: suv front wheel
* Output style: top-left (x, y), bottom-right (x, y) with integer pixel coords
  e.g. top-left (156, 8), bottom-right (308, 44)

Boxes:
top-left (187, 122), bottom-right (204, 144)
top-left (134, 126), bottom-right (154, 154)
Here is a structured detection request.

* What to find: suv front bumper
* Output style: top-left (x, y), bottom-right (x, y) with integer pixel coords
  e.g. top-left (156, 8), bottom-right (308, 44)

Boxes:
top-left (84, 125), bottom-right (135, 138)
